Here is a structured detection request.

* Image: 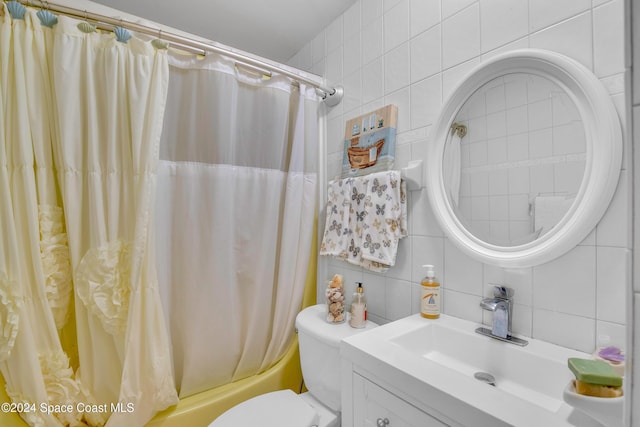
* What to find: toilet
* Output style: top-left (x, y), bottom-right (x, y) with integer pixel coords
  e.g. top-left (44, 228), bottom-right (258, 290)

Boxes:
top-left (209, 304), bottom-right (378, 427)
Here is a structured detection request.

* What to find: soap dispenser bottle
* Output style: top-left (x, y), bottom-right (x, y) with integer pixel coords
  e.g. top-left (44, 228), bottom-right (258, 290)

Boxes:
top-left (421, 265), bottom-right (440, 319)
top-left (349, 282), bottom-right (367, 328)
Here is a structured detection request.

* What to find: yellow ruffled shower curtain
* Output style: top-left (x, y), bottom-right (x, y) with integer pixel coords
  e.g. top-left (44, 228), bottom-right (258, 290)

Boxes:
top-left (0, 5), bottom-right (177, 426)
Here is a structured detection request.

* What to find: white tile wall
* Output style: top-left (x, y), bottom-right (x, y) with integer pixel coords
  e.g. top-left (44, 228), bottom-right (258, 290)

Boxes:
top-left (597, 169), bottom-right (632, 248)
top-left (480, 0), bottom-right (529, 53)
top-left (362, 0), bottom-right (383, 24)
top-left (529, 12), bottom-right (594, 70)
top-left (361, 57), bottom-right (384, 104)
top-left (326, 15), bottom-right (344, 54)
top-left (288, 0), bottom-right (630, 358)
top-left (343, 35), bottom-right (361, 77)
top-left (441, 4), bottom-right (481, 69)
top-left (343, 2), bottom-right (361, 40)
top-left (532, 308), bottom-right (597, 351)
top-left (383, 0), bottom-right (409, 52)
top-left (410, 26), bottom-right (441, 83)
top-left (442, 0), bottom-right (477, 20)
top-left (311, 31), bottom-right (326, 66)
top-left (534, 246), bottom-right (597, 319)
top-left (386, 278), bottom-right (413, 319)
top-left (325, 46), bottom-right (343, 85)
top-left (410, 0), bottom-right (440, 37)
top-left (528, 0), bottom-right (591, 32)
top-left (384, 43), bottom-right (410, 93)
top-left (361, 17), bottom-right (383, 66)
top-left (410, 75), bottom-right (442, 128)
top-left (596, 247), bottom-right (630, 325)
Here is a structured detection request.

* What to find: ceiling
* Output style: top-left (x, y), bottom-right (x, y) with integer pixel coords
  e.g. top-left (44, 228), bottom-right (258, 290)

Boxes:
top-left (89, 0), bottom-right (356, 63)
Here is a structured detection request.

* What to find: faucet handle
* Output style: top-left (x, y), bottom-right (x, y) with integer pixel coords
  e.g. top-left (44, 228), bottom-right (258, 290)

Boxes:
top-left (489, 284), bottom-right (514, 300)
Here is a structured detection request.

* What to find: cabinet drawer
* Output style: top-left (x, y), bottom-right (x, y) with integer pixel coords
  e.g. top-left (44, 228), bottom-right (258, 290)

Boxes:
top-left (353, 373), bottom-right (448, 427)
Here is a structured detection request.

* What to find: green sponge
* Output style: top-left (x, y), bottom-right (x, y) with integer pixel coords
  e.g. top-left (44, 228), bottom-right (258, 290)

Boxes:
top-left (568, 358), bottom-right (622, 387)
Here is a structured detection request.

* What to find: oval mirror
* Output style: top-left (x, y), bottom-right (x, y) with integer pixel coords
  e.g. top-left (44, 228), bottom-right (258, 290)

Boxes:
top-left (426, 49), bottom-right (622, 267)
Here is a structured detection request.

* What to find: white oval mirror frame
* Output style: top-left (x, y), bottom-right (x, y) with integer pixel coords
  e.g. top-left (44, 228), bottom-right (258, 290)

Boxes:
top-left (426, 49), bottom-right (622, 268)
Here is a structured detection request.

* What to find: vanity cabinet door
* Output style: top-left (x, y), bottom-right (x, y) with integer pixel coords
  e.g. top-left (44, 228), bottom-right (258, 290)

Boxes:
top-left (353, 374), bottom-right (447, 427)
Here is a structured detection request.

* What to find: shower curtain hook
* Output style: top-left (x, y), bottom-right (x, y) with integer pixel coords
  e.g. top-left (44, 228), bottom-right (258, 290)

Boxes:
top-left (151, 28), bottom-right (169, 50)
top-left (114, 17), bottom-right (132, 43)
top-left (76, 9), bottom-right (96, 33)
top-left (36, 0), bottom-right (57, 27)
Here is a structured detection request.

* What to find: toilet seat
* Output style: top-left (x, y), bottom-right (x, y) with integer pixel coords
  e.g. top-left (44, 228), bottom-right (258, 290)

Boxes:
top-left (209, 389), bottom-right (319, 427)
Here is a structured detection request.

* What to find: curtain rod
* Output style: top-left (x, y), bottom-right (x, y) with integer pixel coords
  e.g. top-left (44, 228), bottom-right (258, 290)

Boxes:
top-left (11, 0), bottom-right (344, 105)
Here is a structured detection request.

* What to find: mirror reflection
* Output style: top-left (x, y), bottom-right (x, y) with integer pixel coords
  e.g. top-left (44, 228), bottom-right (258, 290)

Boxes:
top-left (443, 73), bottom-right (586, 247)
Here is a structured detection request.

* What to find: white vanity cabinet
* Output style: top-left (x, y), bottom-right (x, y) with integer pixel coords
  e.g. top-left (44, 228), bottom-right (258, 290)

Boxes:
top-left (340, 314), bottom-right (609, 427)
top-left (340, 334), bottom-right (501, 427)
top-left (352, 373), bottom-right (447, 427)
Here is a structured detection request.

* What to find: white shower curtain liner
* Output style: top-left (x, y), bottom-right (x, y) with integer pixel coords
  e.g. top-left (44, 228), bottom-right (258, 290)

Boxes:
top-left (156, 51), bottom-right (319, 398)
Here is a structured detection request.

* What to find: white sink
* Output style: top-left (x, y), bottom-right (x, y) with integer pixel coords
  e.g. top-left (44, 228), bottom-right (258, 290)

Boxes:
top-left (390, 317), bottom-right (571, 412)
top-left (341, 313), bottom-right (615, 427)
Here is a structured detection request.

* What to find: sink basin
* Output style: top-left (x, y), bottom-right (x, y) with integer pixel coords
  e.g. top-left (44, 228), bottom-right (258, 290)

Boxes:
top-left (390, 317), bottom-right (573, 412)
top-left (341, 313), bottom-right (616, 427)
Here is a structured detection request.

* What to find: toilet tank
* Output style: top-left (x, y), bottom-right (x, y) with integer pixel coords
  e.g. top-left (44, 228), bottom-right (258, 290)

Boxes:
top-left (295, 304), bottom-right (377, 412)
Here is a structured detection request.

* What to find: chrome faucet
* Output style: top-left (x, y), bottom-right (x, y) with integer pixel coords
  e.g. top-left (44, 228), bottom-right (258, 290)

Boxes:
top-left (480, 285), bottom-right (513, 338)
top-left (476, 285), bottom-right (528, 346)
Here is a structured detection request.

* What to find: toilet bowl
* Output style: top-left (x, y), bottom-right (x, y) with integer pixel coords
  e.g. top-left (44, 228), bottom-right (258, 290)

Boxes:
top-left (209, 304), bottom-right (378, 427)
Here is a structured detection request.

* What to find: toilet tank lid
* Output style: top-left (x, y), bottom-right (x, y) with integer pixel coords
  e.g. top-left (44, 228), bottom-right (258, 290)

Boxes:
top-left (295, 304), bottom-right (378, 346)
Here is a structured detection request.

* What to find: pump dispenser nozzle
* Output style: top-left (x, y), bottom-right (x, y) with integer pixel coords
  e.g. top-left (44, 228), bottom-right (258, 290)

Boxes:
top-left (422, 264), bottom-right (435, 278)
